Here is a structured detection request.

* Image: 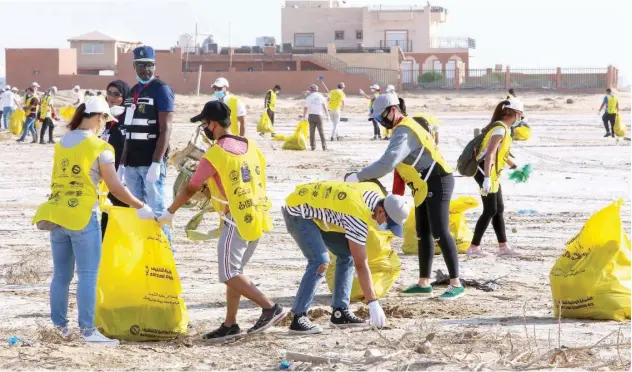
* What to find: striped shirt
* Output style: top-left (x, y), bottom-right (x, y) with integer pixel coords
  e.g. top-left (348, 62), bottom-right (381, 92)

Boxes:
top-left (284, 191), bottom-right (381, 246)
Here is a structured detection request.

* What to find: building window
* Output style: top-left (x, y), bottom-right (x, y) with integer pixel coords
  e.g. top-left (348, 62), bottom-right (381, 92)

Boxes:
top-left (82, 43), bottom-right (104, 55)
top-left (356, 30), bottom-right (363, 40)
top-left (294, 33), bottom-right (314, 47)
top-left (335, 31), bottom-right (344, 40)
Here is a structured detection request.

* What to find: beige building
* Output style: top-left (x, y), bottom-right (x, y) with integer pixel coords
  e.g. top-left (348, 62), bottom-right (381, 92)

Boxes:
top-left (67, 31), bottom-right (141, 74)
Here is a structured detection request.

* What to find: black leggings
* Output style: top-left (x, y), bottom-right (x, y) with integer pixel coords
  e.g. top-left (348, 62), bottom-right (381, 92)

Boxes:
top-left (472, 171), bottom-right (507, 246)
top-left (416, 173), bottom-right (459, 279)
top-left (602, 113), bottom-right (616, 134)
top-left (40, 118), bottom-right (55, 142)
top-left (371, 119), bottom-right (380, 136)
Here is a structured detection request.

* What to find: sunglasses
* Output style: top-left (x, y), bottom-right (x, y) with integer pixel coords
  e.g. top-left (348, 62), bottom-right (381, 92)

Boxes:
top-left (106, 90), bottom-right (122, 97)
top-left (213, 86), bottom-right (225, 91)
top-left (134, 62), bottom-right (155, 69)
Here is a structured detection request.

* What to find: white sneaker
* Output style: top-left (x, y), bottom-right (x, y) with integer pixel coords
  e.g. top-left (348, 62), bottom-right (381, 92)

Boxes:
top-left (81, 328), bottom-right (120, 345)
top-left (56, 326), bottom-right (71, 338)
top-left (466, 246), bottom-right (488, 257)
top-left (497, 246), bottom-right (521, 257)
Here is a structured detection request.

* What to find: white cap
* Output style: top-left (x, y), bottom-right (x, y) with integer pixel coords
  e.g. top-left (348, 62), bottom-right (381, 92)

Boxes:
top-left (31, 82), bottom-right (40, 88)
top-left (386, 84), bottom-right (395, 93)
top-left (85, 96), bottom-right (117, 122)
top-left (213, 77), bottom-right (229, 88)
top-left (505, 98), bottom-right (524, 113)
top-left (383, 194), bottom-right (411, 237)
top-left (370, 84), bottom-right (380, 90)
top-left (49, 86), bottom-right (58, 93)
top-left (370, 93), bottom-right (400, 119)
top-left (73, 85), bottom-right (80, 90)
top-left (11, 86), bottom-right (18, 91)
top-left (5, 85), bottom-right (10, 90)
top-left (309, 84), bottom-right (319, 91)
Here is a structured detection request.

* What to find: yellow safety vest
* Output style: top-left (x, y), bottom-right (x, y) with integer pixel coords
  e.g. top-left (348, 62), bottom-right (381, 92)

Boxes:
top-left (286, 181), bottom-right (380, 232)
top-left (328, 89), bottom-right (345, 111)
top-left (507, 93), bottom-right (515, 99)
top-left (39, 95), bottom-right (53, 120)
top-left (226, 95), bottom-right (241, 135)
top-left (393, 117), bottom-right (452, 207)
top-left (369, 92), bottom-right (380, 109)
top-left (203, 139), bottom-right (272, 241)
top-left (267, 90), bottom-right (277, 111)
top-left (33, 136), bottom-right (113, 230)
top-left (412, 112), bottom-right (440, 137)
top-left (477, 121), bottom-right (512, 193)
top-left (25, 95), bottom-right (38, 113)
top-left (607, 95), bottom-right (618, 114)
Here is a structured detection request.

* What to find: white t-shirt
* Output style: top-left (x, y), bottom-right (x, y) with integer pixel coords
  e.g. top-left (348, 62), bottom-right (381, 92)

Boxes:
top-left (477, 127), bottom-right (507, 161)
top-left (304, 92), bottom-right (327, 116)
top-left (0, 91), bottom-right (16, 108)
top-left (73, 90), bottom-right (84, 106)
top-left (217, 93), bottom-right (247, 117)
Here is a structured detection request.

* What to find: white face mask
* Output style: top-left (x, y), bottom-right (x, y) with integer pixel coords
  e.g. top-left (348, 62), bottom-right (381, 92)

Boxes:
top-left (110, 105), bottom-right (125, 117)
top-left (377, 222), bottom-right (388, 231)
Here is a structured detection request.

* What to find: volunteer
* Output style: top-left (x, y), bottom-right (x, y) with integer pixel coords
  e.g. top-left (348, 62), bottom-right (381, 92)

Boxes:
top-left (598, 88), bottom-right (619, 138)
top-left (0, 86), bottom-right (5, 126)
top-left (303, 84), bottom-right (329, 151)
top-left (384, 84), bottom-right (408, 140)
top-left (72, 85), bottom-right (83, 106)
top-left (328, 82), bottom-right (346, 141)
top-left (119, 45), bottom-right (175, 244)
top-left (38, 86), bottom-right (60, 144)
top-left (361, 84), bottom-right (381, 140)
top-left (346, 93), bottom-right (464, 300)
top-left (158, 101), bottom-right (288, 340)
top-left (1, 86), bottom-right (20, 130)
top-left (466, 99), bottom-right (523, 257)
top-left (100, 80), bottom-right (130, 237)
top-left (213, 77), bottom-right (247, 136)
top-left (264, 84), bottom-right (280, 135)
top-left (17, 84), bottom-right (40, 143)
top-left (507, 88), bottom-right (516, 99)
top-left (283, 180), bottom-right (409, 333)
top-left (32, 96), bottom-right (155, 345)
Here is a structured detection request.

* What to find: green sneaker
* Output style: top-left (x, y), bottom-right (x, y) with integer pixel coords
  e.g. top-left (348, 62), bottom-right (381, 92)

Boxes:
top-left (438, 285), bottom-right (465, 301)
top-left (399, 284), bottom-right (433, 297)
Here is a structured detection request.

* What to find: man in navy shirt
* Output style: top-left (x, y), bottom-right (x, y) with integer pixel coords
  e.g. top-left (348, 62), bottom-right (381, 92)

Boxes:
top-left (119, 45), bottom-right (175, 244)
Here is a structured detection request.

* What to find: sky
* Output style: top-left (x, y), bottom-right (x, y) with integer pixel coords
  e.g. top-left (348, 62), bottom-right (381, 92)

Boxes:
top-left (0, 0), bottom-right (630, 84)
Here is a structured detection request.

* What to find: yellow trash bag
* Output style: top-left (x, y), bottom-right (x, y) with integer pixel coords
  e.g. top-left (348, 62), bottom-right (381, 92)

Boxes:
top-left (257, 111), bottom-right (274, 134)
top-left (549, 199), bottom-right (631, 321)
top-left (614, 114), bottom-right (626, 138)
top-left (513, 126), bottom-right (532, 141)
top-left (282, 120), bottom-right (309, 151)
top-left (9, 108), bottom-right (25, 136)
top-left (35, 119), bottom-right (41, 132)
top-left (402, 196), bottom-right (479, 255)
top-left (96, 207), bottom-right (189, 341)
top-left (60, 106), bottom-right (75, 121)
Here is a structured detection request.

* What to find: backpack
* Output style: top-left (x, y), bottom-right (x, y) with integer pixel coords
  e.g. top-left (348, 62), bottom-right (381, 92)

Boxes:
top-left (456, 122), bottom-right (504, 177)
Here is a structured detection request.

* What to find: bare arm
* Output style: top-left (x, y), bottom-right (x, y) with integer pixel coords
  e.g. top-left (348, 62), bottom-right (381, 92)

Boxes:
top-left (100, 162), bottom-right (144, 208)
top-left (120, 140), bottom-right (128, 167)
top-left (348, 240), bottom-right (377, 302)
top-left (434, 132), bottom-right (440, 145)
top-left (168, 183), bottom-right (199, 214)
top-left (152, 111), bottom-right (173, 162)
top-left (322, 102), bottom-right (329, 119)
top-left (506, 157), bottom-right (517, 169)
top-left (598, 102), bottom-right (606, 112)
top-left (483, 135), bottom-right (503, 177)
top-left (238, 115), bottom-right (246, 136)
top-left (302, 106), bottom-right (308, 118)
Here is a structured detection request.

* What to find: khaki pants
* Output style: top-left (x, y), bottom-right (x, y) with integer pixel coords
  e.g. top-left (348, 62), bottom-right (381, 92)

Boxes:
top-left (330, 110), bottom-right (341, 138)
top-left (308, 114), bottom-right (327, 150)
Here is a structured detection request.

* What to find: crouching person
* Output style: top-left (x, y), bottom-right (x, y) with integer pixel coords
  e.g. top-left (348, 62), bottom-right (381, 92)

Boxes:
top-left (157, 101), bottom-right (287, 340)
top-left (282, 180), bottom-right (410, 333)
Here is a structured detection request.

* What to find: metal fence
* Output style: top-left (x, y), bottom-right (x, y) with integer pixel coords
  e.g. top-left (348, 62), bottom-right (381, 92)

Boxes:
top-left (344, 67), bottom-right (399, 87)
top-left (560, 68), bottom-right (607, 89)
top-left (510, 69), bottom-right (557, 89)
top-left (401, 69), bottom-right (457, 90)
top-left (461, 69), bottom-right (505, 89)
top-left (379, 40), bottom-right (413, 52)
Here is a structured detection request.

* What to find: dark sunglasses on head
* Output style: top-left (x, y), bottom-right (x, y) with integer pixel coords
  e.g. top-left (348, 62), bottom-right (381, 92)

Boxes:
top-left (135, 62), bottom-right (155, 69)
top-left (106, 90), bottom-right (122, 97)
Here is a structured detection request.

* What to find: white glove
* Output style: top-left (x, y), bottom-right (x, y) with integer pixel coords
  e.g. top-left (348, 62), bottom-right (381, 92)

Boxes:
top-left (116, 165), bottom-right (126, 184)
top-left (146, 162), bottom-right (161, 184)
top-left (482, 177), bottom-right (492, 195)
top-left (156, 210), bottom-right (174, 226)
top-left (368, 301), bottom-right (387, 328)
top-left (344, 173), bottom-right (359, 182)
top-left (136, 204), bottom-right (155, 220)
top-left (359, 89), bottom-right (366, 96)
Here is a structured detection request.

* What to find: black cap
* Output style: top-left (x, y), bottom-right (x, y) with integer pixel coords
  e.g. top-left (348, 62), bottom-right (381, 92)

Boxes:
top-left (190, 101), bottom-right (232, 124)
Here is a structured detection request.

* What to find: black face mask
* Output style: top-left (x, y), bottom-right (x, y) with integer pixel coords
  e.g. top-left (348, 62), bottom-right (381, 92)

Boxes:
top-left (203, 125), bottom-right (214, 141)
top-left (380, 110), bottom-right (395, 129)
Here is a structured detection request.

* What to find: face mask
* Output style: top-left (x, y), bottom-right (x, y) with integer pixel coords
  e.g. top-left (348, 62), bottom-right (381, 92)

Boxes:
top-left (136, 76), bottom-right (154, 85)
top-left (110, 106), bottom-right (125, 117)
top-left (377, 222), bottom-right (388, 231)
top-left (203, 124), bottom-right (215, 141)
top-left (215, 91), bottom-right (226, 100)
top-left (380, 110), bottom-right (395, 129)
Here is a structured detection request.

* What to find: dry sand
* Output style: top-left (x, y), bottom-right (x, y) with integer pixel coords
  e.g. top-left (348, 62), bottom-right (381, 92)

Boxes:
top-left (0, 90), bottom-right (630, 371)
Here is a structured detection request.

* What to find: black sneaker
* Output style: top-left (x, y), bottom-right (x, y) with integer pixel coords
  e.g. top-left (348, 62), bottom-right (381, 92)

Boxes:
top-left (202, 323), bottom-right (242, 341)
top-left (330, 137), bottom-right (335, 141)
top-left (289, 314), bottom-right (323, 334)
top-left (330, 308), bottom-right (368, 328)
top-left (604, 133), bottom-right (612, 137)
top-left (247, 303), bottom-right (288, 334)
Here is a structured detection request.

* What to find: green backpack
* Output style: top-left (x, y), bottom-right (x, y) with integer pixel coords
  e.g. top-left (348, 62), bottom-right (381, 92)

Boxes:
top-left (456, 122), bottom-right (504, 177)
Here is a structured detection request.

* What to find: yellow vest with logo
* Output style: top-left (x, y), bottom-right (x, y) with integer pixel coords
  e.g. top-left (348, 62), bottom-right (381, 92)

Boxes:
top-left (607, 95), bottom-right (618, 114)
top-left (267, 90), bottom-right (277, 111)
top-left (203, 139), bottom-right (272, 241)
top-left (328, 89), bottom-right (345, 111)
top-left (39, 95), bottom-right (53, 120)
top-left (25, 95), bottom-right (38, 112)
top-left (33, 136), bottom-right (113, 230)
top-left (226, 95), bottom-right (241, 135)
top-left (477, 122), bottom-right (512, 193)
top-left (394, 117), bottom-right (452, 206)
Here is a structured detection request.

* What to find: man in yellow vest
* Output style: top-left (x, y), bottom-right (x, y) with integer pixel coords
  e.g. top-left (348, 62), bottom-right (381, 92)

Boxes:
top-left (213, 77), bottom-right (247, 136)
top-left (17, 84), bottom-right (40, 143)
top-left (264, 84), bottom-right (280, 136)
top-left (598, 88), bottom-right (619, 138)
top-left (157, 100), bottom-right (287, 340)
top-left (39, 86), bottom-right (60, 144)
top-left (328, 82), bottom-right (346, 141)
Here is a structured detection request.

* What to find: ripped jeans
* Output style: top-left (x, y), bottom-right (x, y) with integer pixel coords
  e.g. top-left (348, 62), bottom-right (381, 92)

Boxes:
top-left (282, 208), bottom-right (355, 315)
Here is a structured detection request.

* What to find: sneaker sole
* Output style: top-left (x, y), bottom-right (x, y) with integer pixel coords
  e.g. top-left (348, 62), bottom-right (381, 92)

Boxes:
top-left (202, 333), bottom-right (243, 342)
top-left (329, 321), bottom-right (369, 329)
top-left (288, 327), bottom-right (324, 335)
top-left (399, 291), bottom-right (434, 297)
top-left (438, 292), bottom-right (465, 301)
top-left (248, 308), bottom-right (289, 335)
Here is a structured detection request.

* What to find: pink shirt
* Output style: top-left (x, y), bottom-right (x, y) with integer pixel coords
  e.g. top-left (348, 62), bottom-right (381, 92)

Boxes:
top-left (189, 136), bottom-right (248, 205)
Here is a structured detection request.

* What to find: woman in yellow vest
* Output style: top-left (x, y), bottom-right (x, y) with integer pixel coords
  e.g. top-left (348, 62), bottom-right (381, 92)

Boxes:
top-left (32, 97), bottom-right (155, 344)
top-left (466, 99), bottom-right (523, 257)
top-left (361, 84), bottom-right (382, 140)
top-left (598, 88), bottom-right (619, 138)
top-left (157, 100), bottom-right (288, 341)
top-left (345, 93), bottom-right (464, 300)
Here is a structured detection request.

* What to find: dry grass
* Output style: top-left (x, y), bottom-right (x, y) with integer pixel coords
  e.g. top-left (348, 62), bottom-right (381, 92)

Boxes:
top-left (2, 252), bottom-right (48, 285)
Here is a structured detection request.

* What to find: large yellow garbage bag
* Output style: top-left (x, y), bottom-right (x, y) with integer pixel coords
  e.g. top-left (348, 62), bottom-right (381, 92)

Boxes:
top-left (282, 120), bottom-right (309, 151)
top-left (257, 111), bottom-right (274, 134)
top-left (60, 106), bottom-right (75, 121)
top-left (513, 126), bottom-right (532, 141)
top-left (96, 207), bottom-right (189, 340)
top-left (614, 114), bottom-right (626, 138)
top-left (549, 199), bottom-right (631, 321)
top-left (9, 108), bottom-right (25, 135)
top-left (402, 196), bottom-right (479, 255)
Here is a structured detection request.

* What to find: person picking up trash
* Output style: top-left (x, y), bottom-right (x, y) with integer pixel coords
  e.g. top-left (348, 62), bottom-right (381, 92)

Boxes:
top-left (157, 100), bottom-right (288, 341)
top-left (282, 180), bottom-right (410, 333)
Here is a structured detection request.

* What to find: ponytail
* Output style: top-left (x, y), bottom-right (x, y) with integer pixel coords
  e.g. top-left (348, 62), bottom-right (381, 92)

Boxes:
top-left (490, 100), bottom-right (513, 124)
top-left (67, 103), bottom-right (102, 131)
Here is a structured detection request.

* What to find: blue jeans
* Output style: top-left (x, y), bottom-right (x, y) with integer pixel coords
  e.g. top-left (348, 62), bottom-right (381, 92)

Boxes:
top-left (50, 212), bottom-right (101, 330)
top-left (283, 209), bottom-right (355, 315)
top-left (2, 107), bottom-right (13, 129)
top-left (124, 159), bottom-right (172, 245)
top-left (18, 116), bottom-right (37, 141)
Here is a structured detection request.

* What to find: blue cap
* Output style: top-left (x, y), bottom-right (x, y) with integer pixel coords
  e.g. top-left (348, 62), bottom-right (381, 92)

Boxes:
top-left (386, 216), bottom-right (403, 237)
top-left (133, 46), bottom-right (156, 62)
